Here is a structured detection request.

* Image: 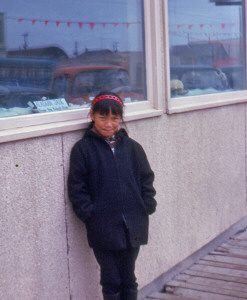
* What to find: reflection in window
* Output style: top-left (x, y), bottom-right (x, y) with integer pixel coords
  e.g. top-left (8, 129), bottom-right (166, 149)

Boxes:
top-left (0, 0), bottom-right (146, 118)
top-left (168, 0), bottom-right (245, 98)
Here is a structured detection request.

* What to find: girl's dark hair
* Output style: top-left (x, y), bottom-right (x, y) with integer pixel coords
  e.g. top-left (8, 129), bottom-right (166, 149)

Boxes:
top-left (88, 91), bottom-right (124, 129)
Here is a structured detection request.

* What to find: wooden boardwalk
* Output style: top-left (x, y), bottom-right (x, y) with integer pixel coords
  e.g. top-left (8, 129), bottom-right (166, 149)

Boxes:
top-left (146, 228), bottom-right (247, 300)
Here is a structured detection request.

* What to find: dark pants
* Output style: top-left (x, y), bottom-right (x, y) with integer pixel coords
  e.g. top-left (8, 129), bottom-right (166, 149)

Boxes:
top-left (93, 244), bottom-right (140, 296)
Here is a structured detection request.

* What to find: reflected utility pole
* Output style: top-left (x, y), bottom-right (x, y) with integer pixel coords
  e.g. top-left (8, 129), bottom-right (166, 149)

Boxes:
top-left (22, 32), bottom-right (29, 50)
top-left (73, 41), bottom-right (78, 57)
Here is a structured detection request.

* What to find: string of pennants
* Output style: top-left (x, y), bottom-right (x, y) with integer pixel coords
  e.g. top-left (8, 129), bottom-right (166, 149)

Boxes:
top-left (7, 17), bottom-right (141, 29)
top-left (7, 17), bottom-right (238, 31)
top-left (7, 17), bottom-right (237, 32)
top-left (169, 22), bottom-right (237, 30)
top-left (169, 22), bottom-right (241, 47)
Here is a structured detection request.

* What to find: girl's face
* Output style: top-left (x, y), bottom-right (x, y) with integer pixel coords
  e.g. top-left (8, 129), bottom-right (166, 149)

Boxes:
top-left (90, 109), bottom-right (121, 138)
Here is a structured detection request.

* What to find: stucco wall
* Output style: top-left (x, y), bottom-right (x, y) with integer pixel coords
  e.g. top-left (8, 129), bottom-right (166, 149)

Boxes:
top-left (1, 103), bottom-right (247, 299)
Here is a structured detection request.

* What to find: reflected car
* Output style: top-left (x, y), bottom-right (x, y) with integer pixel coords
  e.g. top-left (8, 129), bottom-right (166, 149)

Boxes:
top-left (50, 64), bottom-right (143, 105)
top-left (0, 84), bottom-right (57, 108)
top-left (170, 65), bottom-right (229, 91)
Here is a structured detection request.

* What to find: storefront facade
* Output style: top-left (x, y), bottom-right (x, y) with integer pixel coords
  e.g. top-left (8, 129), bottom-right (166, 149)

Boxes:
top-left (1, 1), bottom-right (247, 299)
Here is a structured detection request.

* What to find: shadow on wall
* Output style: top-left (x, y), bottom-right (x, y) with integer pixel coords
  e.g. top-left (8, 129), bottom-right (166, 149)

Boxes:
top-left (63, 131), bottom-right (101, 299)
top-left (66, 192), bottom-right (101, 299)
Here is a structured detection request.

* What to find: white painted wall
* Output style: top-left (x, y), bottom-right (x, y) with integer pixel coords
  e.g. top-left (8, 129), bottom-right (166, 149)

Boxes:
top-left (1, 103), bottom-right (247, 299)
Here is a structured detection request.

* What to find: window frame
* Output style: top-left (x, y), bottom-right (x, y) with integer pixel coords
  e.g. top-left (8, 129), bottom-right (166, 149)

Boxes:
top-left (0, 0), bottom-right (163, 144)
top-left (164, 0), bottom-right (247, 114)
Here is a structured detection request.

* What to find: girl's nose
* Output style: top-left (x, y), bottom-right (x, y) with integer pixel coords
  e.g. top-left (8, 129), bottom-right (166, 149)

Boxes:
top-left (105, 119), bottom-right (112, 127)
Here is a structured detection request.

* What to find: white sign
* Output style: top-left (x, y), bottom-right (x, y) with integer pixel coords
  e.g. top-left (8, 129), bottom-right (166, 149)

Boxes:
top-left (33, 98), bottom-right (68, 113)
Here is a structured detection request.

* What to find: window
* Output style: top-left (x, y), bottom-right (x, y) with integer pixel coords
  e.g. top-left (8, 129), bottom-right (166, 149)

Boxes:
top-left (166, 0), bottom-right (247, 113)
top-left (0, 1), bottom-right (163, 142)
top-left (0, 0), bottom-right (147, 118)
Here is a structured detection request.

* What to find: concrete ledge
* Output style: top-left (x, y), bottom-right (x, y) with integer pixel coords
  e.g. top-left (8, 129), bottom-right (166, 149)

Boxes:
top-left (138, 215), bottom-right (247, 300)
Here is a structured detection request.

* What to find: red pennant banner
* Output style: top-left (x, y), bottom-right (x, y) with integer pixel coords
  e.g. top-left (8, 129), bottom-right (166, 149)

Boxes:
top-left (10, 16), bottom-right (141, 29)
top-left (170, 22), bottom-right (237, 30)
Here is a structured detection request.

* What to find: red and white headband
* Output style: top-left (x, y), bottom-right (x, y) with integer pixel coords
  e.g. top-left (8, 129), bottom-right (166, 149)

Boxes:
top-left (92, 94), bottom-right (123, 108)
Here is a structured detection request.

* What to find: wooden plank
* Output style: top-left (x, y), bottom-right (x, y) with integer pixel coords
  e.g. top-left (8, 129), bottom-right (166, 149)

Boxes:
top-left (227, 239), bottom-right (247, 248)
top-left (211, 250), bottom-right (247, 260)
top-left (220, 242), bottom-right (247, 251)
top-left (146, 292), bottom-right (196, 299)
top-left (214, 246), bottom-right (228, 253)
top-left (190, 263), bottom-right (247, 278)
top-left (217, 244), bottom-right (247, 256)
top-left (196, 259), bottom-right (247, 271)
top-left (175, 273), bottom-right (247, 292)
top-left (218, 243), bottom-right (247, 251)
top-left (166, 280), bottom-right (247, 298)
top-left (232, 230), bottom-right (247, 241)
top-left (202, 254), bottom-right (247, 266)
top-left (173, 274), bottom-right (188, 282)
top-left (184, 269), bottom-right (247, 284)
top-left (165, 286), bottom-right (239, 300)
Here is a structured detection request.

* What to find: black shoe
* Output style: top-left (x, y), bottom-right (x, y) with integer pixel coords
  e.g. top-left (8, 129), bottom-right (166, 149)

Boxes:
top-left (103, 292), bottom-right (121, 300)
top-left (121, 290), bottom-right (137, 300)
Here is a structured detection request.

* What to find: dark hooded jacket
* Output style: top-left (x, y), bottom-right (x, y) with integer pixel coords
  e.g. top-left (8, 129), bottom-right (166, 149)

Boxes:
top-left (68, 128), bottom-right (156, 250)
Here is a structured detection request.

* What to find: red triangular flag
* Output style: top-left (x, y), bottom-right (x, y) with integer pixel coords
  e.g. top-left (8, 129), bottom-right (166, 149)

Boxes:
top-left (56, 21), bottom-right (60, 27)
top-left (32, 19), bottom-right (36, 25)
top-left (45, 20), bottom-right (49, 25)
top-left (90, 23), bottom-right (95, 29)
top-left (18, 18), bottom-right (23, 22)
top-left (78, 22), bottom-right (83, 29)
top-left (67, 21), bottom-right (71, 27)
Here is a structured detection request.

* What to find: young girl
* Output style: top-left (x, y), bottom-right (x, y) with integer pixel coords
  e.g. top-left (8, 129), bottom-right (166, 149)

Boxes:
top-left (68, 92), bottom-right (157, 300)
